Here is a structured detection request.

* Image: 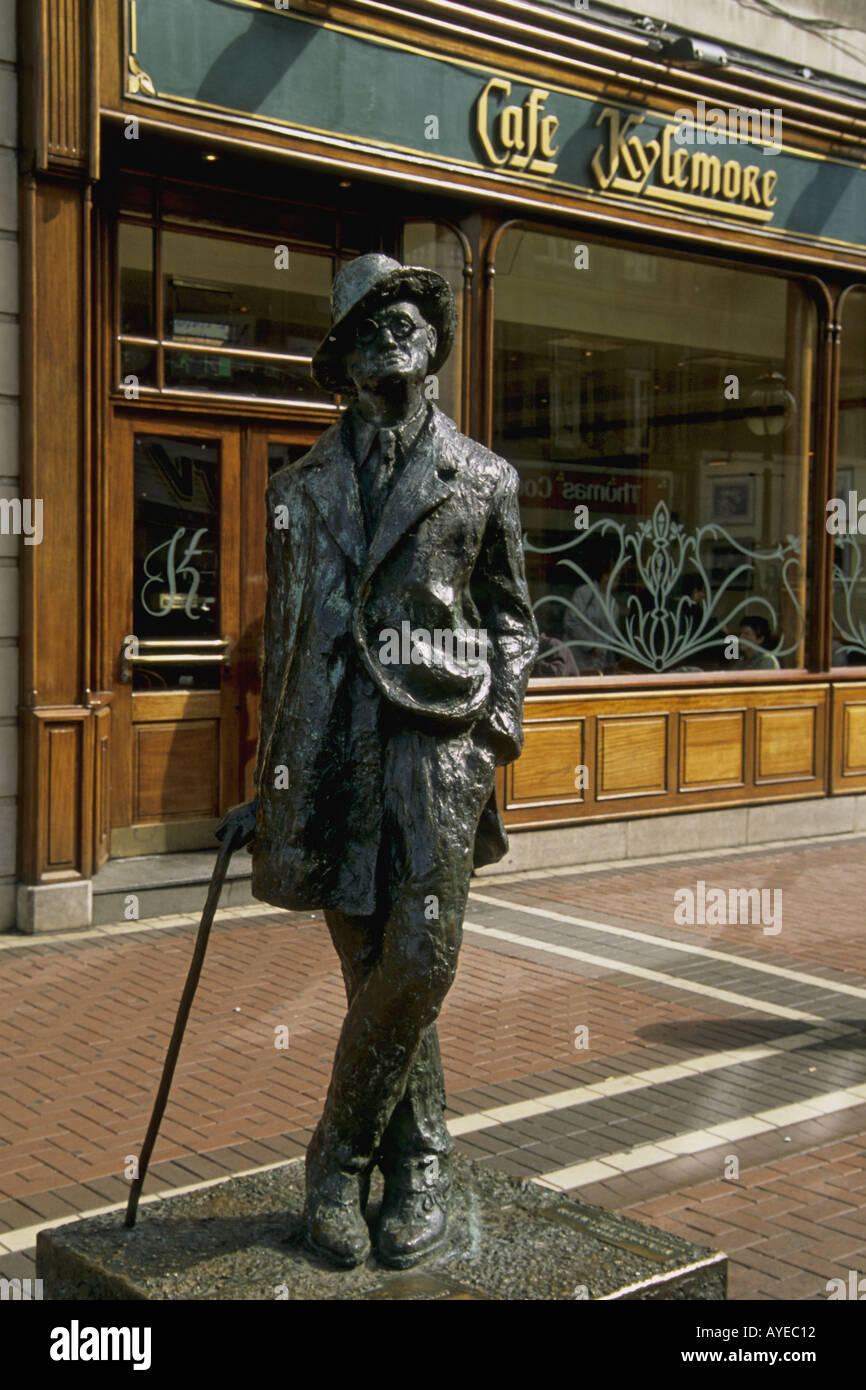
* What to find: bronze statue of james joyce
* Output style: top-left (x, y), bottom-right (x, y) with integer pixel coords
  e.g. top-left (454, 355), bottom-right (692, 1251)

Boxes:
top-left (219, 253), bottom-right (538, 1269)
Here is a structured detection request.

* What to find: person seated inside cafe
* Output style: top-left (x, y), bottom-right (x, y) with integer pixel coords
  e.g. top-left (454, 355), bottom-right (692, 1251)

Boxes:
top-left (563, 540), bottom-right (620, 674)
top-left (735, 614), bottom-right (780, 670)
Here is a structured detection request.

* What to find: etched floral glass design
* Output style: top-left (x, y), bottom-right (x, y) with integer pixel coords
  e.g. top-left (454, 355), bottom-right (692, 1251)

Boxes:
top-left (526, 502), bottom-right (803, 673)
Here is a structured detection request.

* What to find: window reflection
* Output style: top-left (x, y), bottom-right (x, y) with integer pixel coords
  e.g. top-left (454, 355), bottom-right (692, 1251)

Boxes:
top-left (401, 221), bottom-right (465, 424)
top-left (119, 222), bottom-right (153, 337)
top-left (162, 232), bottom-right (331, 356)
top-left (267, 442), bottom-right (310, 477)
top-left (117, 223), bottom-right (334, 404)
top-left (492, 229), bottom-right (816, 677)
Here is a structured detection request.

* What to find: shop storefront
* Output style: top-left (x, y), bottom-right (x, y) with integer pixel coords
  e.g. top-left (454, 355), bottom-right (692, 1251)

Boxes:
top-left (17, 0), bottom-right (866, 927)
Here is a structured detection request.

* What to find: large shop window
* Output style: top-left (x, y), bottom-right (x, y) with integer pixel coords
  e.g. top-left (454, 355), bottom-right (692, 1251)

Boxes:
top-left (832, 289), bottom-right (866, 668)
top-left (117, 222), bottom-right (333, 404)
top-left (492, 228), bottom-right (817, 678)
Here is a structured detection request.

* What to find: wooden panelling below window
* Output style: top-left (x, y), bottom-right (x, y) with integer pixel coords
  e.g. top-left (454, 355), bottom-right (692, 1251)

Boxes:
top-left (755, 707), bottom-right (817, 782)
top-left (131, 691), bottom-right (222, 723)
top-left (503, 685), bottom-right (828, 829)
top-left (843, 703), bottom-right (866, 776)
top-left (133, 721), bottom-right (220, 823)
top-left (832, 685), bottom-right (866, 791)
top-left (597, 715), bottom-right (668, 799)
top-left (679, 711), bottom-right (745, 790)
top-left (511, 720), bottom-right (586, 806)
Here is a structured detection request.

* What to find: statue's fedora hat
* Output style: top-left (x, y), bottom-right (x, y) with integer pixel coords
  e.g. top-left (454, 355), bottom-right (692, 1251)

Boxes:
top-left (312, 253), bottom-right (457, 394)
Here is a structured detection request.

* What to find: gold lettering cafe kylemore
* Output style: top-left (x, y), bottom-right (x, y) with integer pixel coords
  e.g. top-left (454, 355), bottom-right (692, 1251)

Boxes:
top-left (475, 82), bottom-right (779, 222)
top-left (591, 108), bottom-right (778, 222)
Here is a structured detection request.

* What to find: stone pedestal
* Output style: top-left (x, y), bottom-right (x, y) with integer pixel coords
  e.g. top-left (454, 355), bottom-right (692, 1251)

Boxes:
top-left (37, 1155), bottom-right (726, 1301)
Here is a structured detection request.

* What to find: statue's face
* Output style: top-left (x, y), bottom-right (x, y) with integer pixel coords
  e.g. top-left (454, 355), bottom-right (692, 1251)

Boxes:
top-left (344, 299), bottom-right (437, 392)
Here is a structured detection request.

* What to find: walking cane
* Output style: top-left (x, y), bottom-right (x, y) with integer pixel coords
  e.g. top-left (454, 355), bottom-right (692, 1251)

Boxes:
top-left (124, 823), bottom-right (243, 1228)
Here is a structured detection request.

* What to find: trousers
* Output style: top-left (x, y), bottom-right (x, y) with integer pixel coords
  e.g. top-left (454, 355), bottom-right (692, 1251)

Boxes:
top-left (314, 723), bottom-right (497, 1176)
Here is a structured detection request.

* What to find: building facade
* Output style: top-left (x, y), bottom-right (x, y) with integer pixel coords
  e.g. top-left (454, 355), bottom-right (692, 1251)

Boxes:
top-left (13, 0), bottom-right (866, 929)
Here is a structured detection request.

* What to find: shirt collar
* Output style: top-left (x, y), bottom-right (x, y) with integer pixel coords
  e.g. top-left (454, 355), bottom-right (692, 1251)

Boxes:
top-left (348, 399), bottom-right (430, 466)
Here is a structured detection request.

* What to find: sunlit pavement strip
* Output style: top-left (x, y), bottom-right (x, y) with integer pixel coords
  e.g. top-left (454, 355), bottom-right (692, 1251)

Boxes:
top-left (463, 920), bottom-right (821, 1022)
top-left (468, 892), bottom-right (866, 1002)
top-left (447, 1043), bottom-right (782, 1136)
top-left (534, 1083), bottom-right (866, 1192)
top-left (445, 1017), bottom-right (866, 1180)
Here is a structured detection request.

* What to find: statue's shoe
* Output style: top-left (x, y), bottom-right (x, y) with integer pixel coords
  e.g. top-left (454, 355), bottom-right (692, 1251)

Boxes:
top-left (376, 1174), bottom-right (450, 1269)
top-left (304, 1190), bottom-right (371, 1268)
top-left (303, 1130), bottom-right (371, 1268)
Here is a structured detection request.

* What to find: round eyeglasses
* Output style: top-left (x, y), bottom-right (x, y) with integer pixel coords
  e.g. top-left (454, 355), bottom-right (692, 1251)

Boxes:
top-left (354, 313), bottom-right (421, 346)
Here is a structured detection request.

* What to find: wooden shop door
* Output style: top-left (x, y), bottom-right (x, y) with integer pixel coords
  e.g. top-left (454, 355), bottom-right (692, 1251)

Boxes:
top-left (106, 416), bottom-right (244, 855)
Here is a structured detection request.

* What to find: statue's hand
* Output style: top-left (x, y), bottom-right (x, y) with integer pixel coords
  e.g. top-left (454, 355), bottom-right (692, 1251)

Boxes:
top-left (216, 798), bottom-right (258, 850)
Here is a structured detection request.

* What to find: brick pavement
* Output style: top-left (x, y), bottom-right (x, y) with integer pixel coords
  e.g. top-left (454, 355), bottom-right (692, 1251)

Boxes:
top-left (0, 913), bottom-right (716, 1198)
top-left (508, 837), bottom-right (864, 976)
top-left (1, 834), bottom-right (865, 1300)
top-left (617, 1139), bottom-right (866, 1301)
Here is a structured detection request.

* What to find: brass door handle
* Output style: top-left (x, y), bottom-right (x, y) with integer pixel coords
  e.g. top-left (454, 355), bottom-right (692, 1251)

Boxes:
top-left (120, 637), bottom-right (232, 683)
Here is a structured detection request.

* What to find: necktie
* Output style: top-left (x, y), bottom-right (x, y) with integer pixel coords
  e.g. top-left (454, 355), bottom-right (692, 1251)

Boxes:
top-left (360, 429), bottom-right (398, 539)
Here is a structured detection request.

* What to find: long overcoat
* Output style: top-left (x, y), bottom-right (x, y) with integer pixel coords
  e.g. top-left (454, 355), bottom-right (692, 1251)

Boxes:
top-left (250, 404), bottom-right (538, 916)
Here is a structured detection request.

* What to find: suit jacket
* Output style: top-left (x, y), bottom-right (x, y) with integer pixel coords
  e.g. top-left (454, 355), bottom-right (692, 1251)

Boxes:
top-left (251, 404), bottom-right (538, 913)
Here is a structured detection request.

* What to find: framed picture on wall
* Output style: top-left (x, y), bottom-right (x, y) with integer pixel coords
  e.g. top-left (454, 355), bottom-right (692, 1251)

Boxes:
top-left (709, 476), bottom-right (755, 527)
top-left (700, 455), bottom-right (764, 538)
